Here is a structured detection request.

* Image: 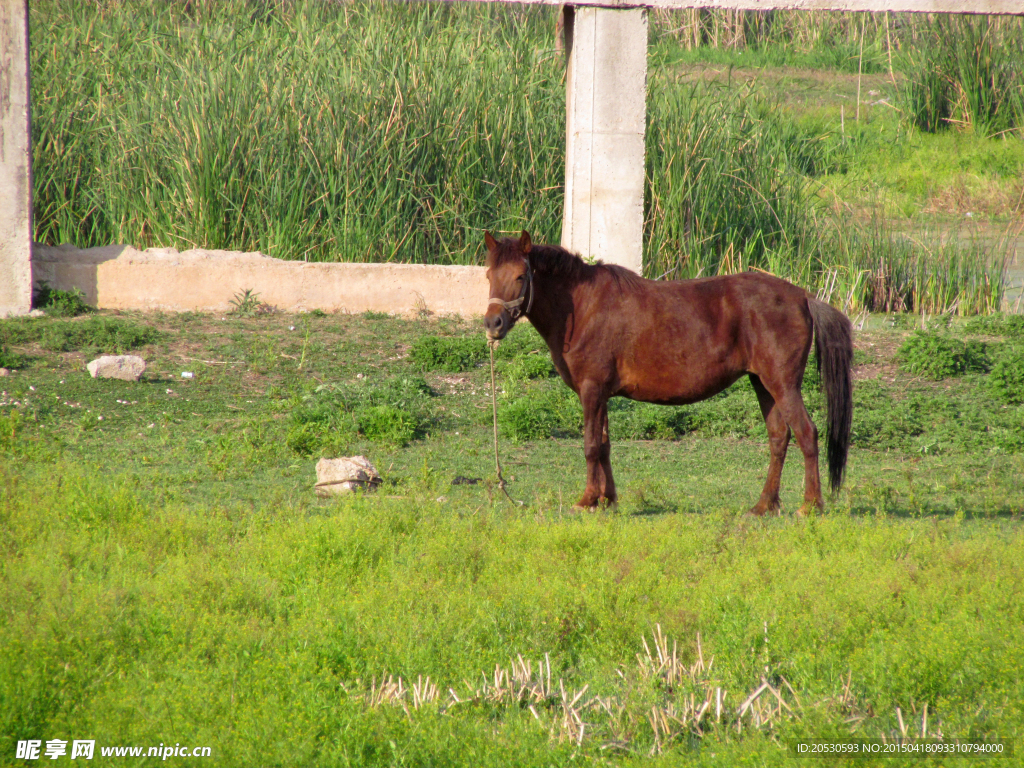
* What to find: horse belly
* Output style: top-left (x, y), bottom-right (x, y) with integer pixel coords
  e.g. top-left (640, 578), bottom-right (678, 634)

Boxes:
top-left (617, 355), bottom-right (742, 405)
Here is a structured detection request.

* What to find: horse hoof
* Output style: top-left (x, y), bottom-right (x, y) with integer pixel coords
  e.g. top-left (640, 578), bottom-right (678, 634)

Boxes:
top-left (795, 502), bottom-right (823, 517)
top-left (747, 501), bottom-right (781, 517)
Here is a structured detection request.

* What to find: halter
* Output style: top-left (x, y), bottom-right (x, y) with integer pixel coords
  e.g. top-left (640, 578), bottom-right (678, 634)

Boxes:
top-left (487, 257), bottom-right (534, 321)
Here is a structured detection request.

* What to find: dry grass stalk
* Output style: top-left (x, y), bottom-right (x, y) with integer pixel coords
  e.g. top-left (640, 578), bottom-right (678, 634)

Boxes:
top-left (637, 625), bottom-right (712, 691)
top-left (476, 654), bottom-right (553, 706)
top-left (367, 674), bottom-right (407, 711)
top-left (552, 679), bottom-right (591, 745)
top-left (412, 675), bottom-right (439, 709)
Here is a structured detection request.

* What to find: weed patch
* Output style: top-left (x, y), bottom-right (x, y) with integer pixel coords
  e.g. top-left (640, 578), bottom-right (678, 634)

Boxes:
top-left (410, 336), bottom-right (487, 373)
top-left (0, 345), bottom-right (28, 369)
top-left (988, 344), bottom-right (1024, 404)
top-left (357, 405), bottom-right (418, 445)
top-left (964, 312), bottom-right (1024, 338)
top-left (38, 317), bottom-right (161, 355)
top-left (288, 376), bottom-right (435, 454)
top-left (32, 284), bottom-right (93, 317)
top-left (609, 399), bottom-right (689, 440)
top-left (896, 331), bottom-right (990, 379)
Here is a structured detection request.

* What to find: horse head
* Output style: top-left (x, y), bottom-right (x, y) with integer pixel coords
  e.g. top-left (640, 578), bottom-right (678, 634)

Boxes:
top-left (483, 230), bottom-right (534, 341)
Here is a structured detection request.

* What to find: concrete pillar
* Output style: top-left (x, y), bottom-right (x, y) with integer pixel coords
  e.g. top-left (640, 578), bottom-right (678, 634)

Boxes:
top-left (1, 0), bottom-right (33, 317)
top-left (561, 5), bottom-right (647, 275)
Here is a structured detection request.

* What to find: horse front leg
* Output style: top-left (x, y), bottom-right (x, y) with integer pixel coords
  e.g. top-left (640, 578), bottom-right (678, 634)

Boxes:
top-left (576, 383), bottom-right (615, 508)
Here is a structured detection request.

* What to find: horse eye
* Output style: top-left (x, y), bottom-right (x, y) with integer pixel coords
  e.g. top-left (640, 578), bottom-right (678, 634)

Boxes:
top-left (516, 275), bottom-right (525, 282)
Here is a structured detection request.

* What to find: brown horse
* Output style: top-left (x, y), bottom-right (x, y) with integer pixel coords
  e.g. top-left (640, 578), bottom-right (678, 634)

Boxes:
top-left (483, 231), bottom-right (853, 515)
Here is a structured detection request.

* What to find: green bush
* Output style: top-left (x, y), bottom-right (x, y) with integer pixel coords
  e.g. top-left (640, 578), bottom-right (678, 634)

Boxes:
top-left (988, 345), bottom-right (1024, 404)
top-left (39, 317), bottom-right (160, 354)
top-left (964, 313), bottom-right (1024, 338)
top-left (498, 383), bottom-right (582, 443)
top-left (609, 400), bottom-right (689, 441)
top-left (0, 345), bottom-right (28, 369)
top-left (896, 332), bottom-right (990, 379)
top-left (410, 336), bottom-right (487, 373)
top-left (33, 284), bottom-right (93, 317)
top-left (357, 405), bottom-right (418, 445)
top-left (491, 326), bottom-right (548, 360)
top-left (288, 376), bottom-right (435, 454)
top-left (502, 354), bottom-right (554, 381)
top-left (497, 397), bottom-right (559, 443)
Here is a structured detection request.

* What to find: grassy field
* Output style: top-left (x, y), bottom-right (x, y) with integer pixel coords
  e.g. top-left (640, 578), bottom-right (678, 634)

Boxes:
top-left (28, 1), bottom-right (1022, 315)
top-left (2, 305), bottom-right (1023, 765)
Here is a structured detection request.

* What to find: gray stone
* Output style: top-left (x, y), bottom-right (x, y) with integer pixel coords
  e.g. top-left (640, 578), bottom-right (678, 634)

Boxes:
top-left (315, 455), bottom-right (382, 496)
top-left (0, 368), bottom-right (10, 377)
top-left (87, 355), bottom-right (146, 381)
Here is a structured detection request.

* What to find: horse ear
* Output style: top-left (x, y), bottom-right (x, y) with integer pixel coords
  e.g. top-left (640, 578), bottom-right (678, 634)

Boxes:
top-left (483, 231), bottom-right (498, 266)
top-left (519, 230), bottom-right (532, 254)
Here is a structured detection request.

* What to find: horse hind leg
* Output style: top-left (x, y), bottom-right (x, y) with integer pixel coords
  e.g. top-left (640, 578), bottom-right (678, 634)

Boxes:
top-left (598, 405), bottom-right (617, 504)
top-left (749, 375), bottom-right (789, 517)
top-left (772, 388), bottom-right (823, 516)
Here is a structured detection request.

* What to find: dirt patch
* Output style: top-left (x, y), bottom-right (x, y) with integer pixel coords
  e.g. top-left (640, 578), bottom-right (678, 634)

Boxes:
top-left (853, 362), bottom-right (900, 383)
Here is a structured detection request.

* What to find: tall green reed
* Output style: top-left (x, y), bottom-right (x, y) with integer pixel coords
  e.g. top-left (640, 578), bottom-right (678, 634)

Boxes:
top-left (31, 0), bottom-right (566, 262)
top-left (898, 14), bottom-right (1024, 135)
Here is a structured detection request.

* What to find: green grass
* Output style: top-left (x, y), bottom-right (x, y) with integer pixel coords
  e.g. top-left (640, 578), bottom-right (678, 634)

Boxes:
top-left (1, 310), bottom-right (1022, 764)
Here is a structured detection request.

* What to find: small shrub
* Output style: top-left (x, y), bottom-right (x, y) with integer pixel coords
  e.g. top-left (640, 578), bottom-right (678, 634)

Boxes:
top-left (609, 400), bottom-right (688, 440)
top-left (287, 398), bottom-right (357, 457)
top-left (357, 405), bottom-right (417, 445)
top-left (964, 313), bottom-right (1024, 338)
top-left (988, 345), bottom-right (1024, 404)
top-left (33, 283), bottom-right (93, 317)
top-left (686, 386), bottom-right (764, 439)
top-left (498, 397), bottom-right (559, 443)
top-left (229, 289), bottom-right (262, 317)
top-left (502, 354), bottom-right (554, 381)
top-left (39, 317), bottom-right (161, 354)
top-left (410, 336), bottom-right (487, 372)
top-left (0, 345), bottom-right (28, 369)
top-left (492, 326), bottom-right (547, 360)
top-left (0, 410), bottom-right (22, 453)
top-left (288, 375), bottom-right (434, 454)
top-left (497, 381), bottom-right (582, 442)
top-left (896, 332), bottom-right (990, 379)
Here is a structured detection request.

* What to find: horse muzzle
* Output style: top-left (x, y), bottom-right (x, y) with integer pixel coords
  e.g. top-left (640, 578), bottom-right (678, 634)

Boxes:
top-left (483, 309), bottom-right (510, 341)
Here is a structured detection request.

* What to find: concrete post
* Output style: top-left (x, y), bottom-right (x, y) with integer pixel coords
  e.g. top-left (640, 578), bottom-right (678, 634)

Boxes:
top-left (561, 5), bottom-right (647, 275)
top-left (1, 0), bottom-right (32, 317)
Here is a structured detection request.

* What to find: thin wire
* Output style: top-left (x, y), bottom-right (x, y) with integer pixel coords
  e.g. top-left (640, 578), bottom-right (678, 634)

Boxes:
top-left (489, 342), bottom-right (523, 507)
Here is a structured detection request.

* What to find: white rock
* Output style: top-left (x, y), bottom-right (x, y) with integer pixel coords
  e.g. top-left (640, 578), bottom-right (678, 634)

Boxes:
top-left (87, 355), bottom-right (146, 381)
top-left (315, 456), bottom-right (382, 496)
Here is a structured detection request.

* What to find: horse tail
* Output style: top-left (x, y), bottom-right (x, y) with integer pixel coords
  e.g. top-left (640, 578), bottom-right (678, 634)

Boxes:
top-left (807, 298), bottom-right (853, 493)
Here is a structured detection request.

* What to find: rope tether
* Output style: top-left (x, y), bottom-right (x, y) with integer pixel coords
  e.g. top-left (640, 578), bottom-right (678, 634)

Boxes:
top-left (488, 341), bottom-right (523, 507)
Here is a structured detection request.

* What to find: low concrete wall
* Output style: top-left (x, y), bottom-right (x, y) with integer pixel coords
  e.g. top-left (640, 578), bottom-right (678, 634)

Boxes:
top-left (31, 244), bottom-right (490, 317)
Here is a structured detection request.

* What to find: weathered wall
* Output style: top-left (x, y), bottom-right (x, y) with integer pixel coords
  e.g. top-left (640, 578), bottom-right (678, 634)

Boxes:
top-left (32, 244), bottom-right (490, 318)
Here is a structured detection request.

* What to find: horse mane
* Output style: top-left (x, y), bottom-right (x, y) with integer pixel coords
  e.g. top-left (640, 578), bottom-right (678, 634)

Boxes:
top-left (488, 237), bottom-right (644, 290)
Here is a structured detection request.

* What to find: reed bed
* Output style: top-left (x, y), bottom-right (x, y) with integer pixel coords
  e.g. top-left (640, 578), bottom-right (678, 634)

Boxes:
top-left (31, 0), bottom-right (567, 262)
top-left (30, 0), bottom-right (1011, 314)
